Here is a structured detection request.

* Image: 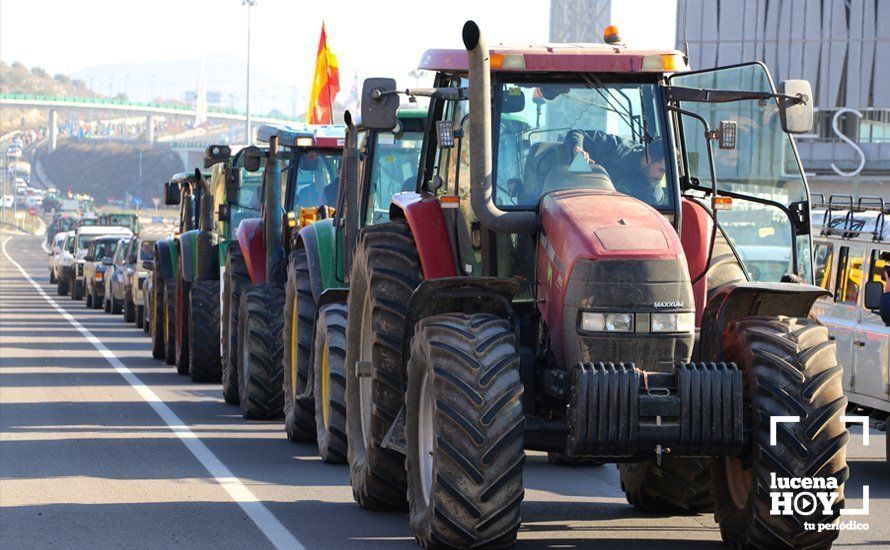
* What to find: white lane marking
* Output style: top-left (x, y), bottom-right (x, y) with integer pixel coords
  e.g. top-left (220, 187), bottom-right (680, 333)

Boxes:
top-left (2, 236), bottom-right (304, 550)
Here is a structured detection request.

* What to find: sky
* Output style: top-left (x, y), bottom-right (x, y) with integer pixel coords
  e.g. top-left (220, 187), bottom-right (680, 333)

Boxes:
top-left (0, 0), bottom-right (677, 113)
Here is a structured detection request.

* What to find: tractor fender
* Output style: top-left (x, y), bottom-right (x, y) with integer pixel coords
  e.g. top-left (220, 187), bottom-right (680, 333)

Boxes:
top-left (178, 230), bottom-right (199, 283)
top-left (297, 218), bottom-right (339, 302)
top-left (236, 217), bottom-right (265, 284)
top-left (155, 238), bottom-right (178, 282)
top-left (403, 277), bottom-right (520, 371)
top-left (697, 282), bottom-right (830, 362)
top-left (389, 192), bottom-right (457, 279)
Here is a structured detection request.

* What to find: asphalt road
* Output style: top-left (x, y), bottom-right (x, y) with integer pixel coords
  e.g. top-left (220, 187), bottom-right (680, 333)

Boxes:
top-left (1, 229), bottom-right (887, 550)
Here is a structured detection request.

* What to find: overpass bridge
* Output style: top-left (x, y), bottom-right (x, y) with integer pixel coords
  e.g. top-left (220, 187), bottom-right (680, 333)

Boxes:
top-left (0, 93), bottom-right (301, 148)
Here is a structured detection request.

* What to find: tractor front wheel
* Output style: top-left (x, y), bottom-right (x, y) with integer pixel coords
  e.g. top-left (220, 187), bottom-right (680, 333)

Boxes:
top-left (312, 302), bottom-right (348, 463)
top-left (150, 278), bottom-right (165, 359)
top-left (237, 284), bottom-right (286, 419)
top-left (188, 280), bottom-right (221, 383)
top-left (163, 281), bottom-right (176, 365)
top-left (175, 279), bottom-right (191, 375)
top-left (406, 313), bottom-right (525, 549)
top-left (283, 249), bottom-right (317, 443)
top-left (712, 316), bottom-right (848, 549)
top-left (222, 244), bottom-right (248, 405)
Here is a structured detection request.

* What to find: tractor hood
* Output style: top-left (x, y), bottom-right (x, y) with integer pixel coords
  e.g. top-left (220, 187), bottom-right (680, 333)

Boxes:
top-left (536, 189), bottom-right (693, 370)
top-left (539, 189), bottom-right (682, 266)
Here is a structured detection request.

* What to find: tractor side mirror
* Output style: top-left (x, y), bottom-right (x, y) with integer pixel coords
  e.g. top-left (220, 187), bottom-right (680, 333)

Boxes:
top-left (361, 78), bottom-right (399, 131)
top-left (142, 260), bottom-right (155, 271)
top-left (779, 80), bottom-right (814, 134)
top-left (164, 181), bottom-right (181, 205)
top-left (204, 144), bottom-right (232, 168)
top-left (218, 204), bottom-right (230, 223)
top-left (243, 146), bottom-right (262, 173)
top-left (864, 280), bottom-right (884, 311)
top-left (226, 169), bottom-right (241, 205)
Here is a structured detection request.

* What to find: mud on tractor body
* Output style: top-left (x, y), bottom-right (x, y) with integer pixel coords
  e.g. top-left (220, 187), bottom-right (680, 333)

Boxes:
top-left (225, 125), bottom-right (343, 421)
top-left (342, 20), bottom-right (848, 549)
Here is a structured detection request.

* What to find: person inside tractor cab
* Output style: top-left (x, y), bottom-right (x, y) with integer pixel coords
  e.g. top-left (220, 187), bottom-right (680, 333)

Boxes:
top-left (563, 129), bottom-right (667, 206)
top-left (294, 150), bottom-right (341, 208)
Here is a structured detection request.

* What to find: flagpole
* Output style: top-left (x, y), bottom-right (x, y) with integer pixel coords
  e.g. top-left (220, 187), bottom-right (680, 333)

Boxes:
top-left (243, 0), bottom-right (256, 144)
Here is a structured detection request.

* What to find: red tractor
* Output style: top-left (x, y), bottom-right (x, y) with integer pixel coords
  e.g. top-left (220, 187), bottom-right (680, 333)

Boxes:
top-left (344, 21), bottom-right (849, 549)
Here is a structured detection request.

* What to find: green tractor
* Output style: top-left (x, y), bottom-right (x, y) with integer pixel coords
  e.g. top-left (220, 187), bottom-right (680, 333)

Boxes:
top-left (223, 125), bottom-right (343, 419)
top-left (201, 144), bottom-right (264, 388)
top-left (342, 21), bottom-right (849, 549)
top-left (151, 170), bottom-right (214, 379)
top-left (283, 110), bottom-right (426, 462)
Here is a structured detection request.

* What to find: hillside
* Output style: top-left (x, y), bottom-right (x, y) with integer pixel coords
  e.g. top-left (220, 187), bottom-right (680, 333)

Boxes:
top-left (40, 140), bottom-right (184, 205)
top-left (0, 60), bottom-right (106, 130)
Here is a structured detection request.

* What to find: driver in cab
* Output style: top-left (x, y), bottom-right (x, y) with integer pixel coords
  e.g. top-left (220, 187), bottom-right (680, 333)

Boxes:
top-left (563, 129), bottom-right (667, 206)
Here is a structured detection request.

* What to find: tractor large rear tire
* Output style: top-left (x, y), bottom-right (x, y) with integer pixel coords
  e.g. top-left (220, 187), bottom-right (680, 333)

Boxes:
top-left (163, 282), bottom-right (176, 366)
top-left (712, 316), bottom-right (848, 549)
top-left (188, 280), bottom-right (222, 383)
top-left (175, 279), bottom-right (191, 375)
top-left (344, 222), bottom-right (422, 510)
top-left (312, 302), bottom-right (348, 464)
top-left (619, 457), bottom-right (713, 514)
top-left (222, 244), bottom-right (248, 405)
top-left (283, 249), bottom-right (317, 443)
top-left (237, 284), bottom-right (286, 420)
top-left (406, 313), bottom-right (525, 549)
top-left (150, 278), bottom-right (165, 359)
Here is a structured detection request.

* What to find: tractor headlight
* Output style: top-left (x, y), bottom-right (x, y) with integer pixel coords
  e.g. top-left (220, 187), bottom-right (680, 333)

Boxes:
top-left (650, 312), bottom-right (695, 333)
top-left (580, 312), bottom-right (634, 333)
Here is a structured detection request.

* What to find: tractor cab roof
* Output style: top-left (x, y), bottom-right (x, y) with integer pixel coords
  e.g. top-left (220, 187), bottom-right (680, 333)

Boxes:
top-left (169, 171), bottom-right (210, 186)
top-left (255, 124), bottom-right (345, 150)
top-left (419, 44), bottom-right (688, 74)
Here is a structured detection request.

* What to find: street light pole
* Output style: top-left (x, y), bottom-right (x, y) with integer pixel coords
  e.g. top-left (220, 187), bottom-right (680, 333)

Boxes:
top-left (243, 0), bottom-right (256, 145)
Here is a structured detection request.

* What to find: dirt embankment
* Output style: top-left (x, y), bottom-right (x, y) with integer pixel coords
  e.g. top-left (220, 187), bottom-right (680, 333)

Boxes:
top-left (40, 140), bottom-right (184, 204)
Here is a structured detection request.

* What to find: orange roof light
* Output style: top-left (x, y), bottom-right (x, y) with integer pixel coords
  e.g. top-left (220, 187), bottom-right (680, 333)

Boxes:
top-left (603, 25), bottom-right (621, 45)
top-left (713, 196), bottom-right (733, 211)
top-left (642, 53), bottom-right (688, 72)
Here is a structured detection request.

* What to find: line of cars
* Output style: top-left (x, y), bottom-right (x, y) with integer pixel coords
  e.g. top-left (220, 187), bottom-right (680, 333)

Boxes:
top-left (45, 20), bottom-right (890, 549)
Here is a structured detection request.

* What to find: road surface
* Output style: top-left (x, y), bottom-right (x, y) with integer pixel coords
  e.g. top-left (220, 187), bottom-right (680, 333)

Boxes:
top-left (1, 229), bottom-right (886, 549)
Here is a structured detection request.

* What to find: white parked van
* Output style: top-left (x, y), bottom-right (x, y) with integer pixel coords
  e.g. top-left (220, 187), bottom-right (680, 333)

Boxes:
top-left (810, 195), bottom-right (889, 445)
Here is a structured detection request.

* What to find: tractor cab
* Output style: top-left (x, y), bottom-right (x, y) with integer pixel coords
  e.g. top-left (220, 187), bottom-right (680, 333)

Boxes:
top-left (163, 171), bottom-right (212, 234)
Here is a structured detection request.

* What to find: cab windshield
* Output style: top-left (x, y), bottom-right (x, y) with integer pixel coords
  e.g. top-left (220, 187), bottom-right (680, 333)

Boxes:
top-left (287, 150), bottom-right (341, 208)
top-left (90, 239), bottom-right (118, 260)
top-left (365, 130), bottom-right (424, 225)
top-left (494, 78), bottom-right (672, 211)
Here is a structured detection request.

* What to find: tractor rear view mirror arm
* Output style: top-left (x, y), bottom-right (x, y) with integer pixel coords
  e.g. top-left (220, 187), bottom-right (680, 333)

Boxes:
top-left (361, 76), bottom-right (467, 131)
top-left (665, 81), bottom-right (813, 134)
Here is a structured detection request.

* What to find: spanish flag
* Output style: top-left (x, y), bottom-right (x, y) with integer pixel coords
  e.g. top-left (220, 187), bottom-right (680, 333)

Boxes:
top-left (307, 22), bottom-right (340, 125)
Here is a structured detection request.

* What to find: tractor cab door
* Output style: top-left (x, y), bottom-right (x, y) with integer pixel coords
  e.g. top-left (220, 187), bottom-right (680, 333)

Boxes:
top-left (668, 62), bottom-right (812, 283)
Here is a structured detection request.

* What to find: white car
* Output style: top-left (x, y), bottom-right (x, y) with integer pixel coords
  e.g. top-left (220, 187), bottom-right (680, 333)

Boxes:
top-left (56, 231), bottom-right (76, 296)
top-left (69, 225), bottom-right (133, 301)
top-left (48, 232), bottom-right (67, 284)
